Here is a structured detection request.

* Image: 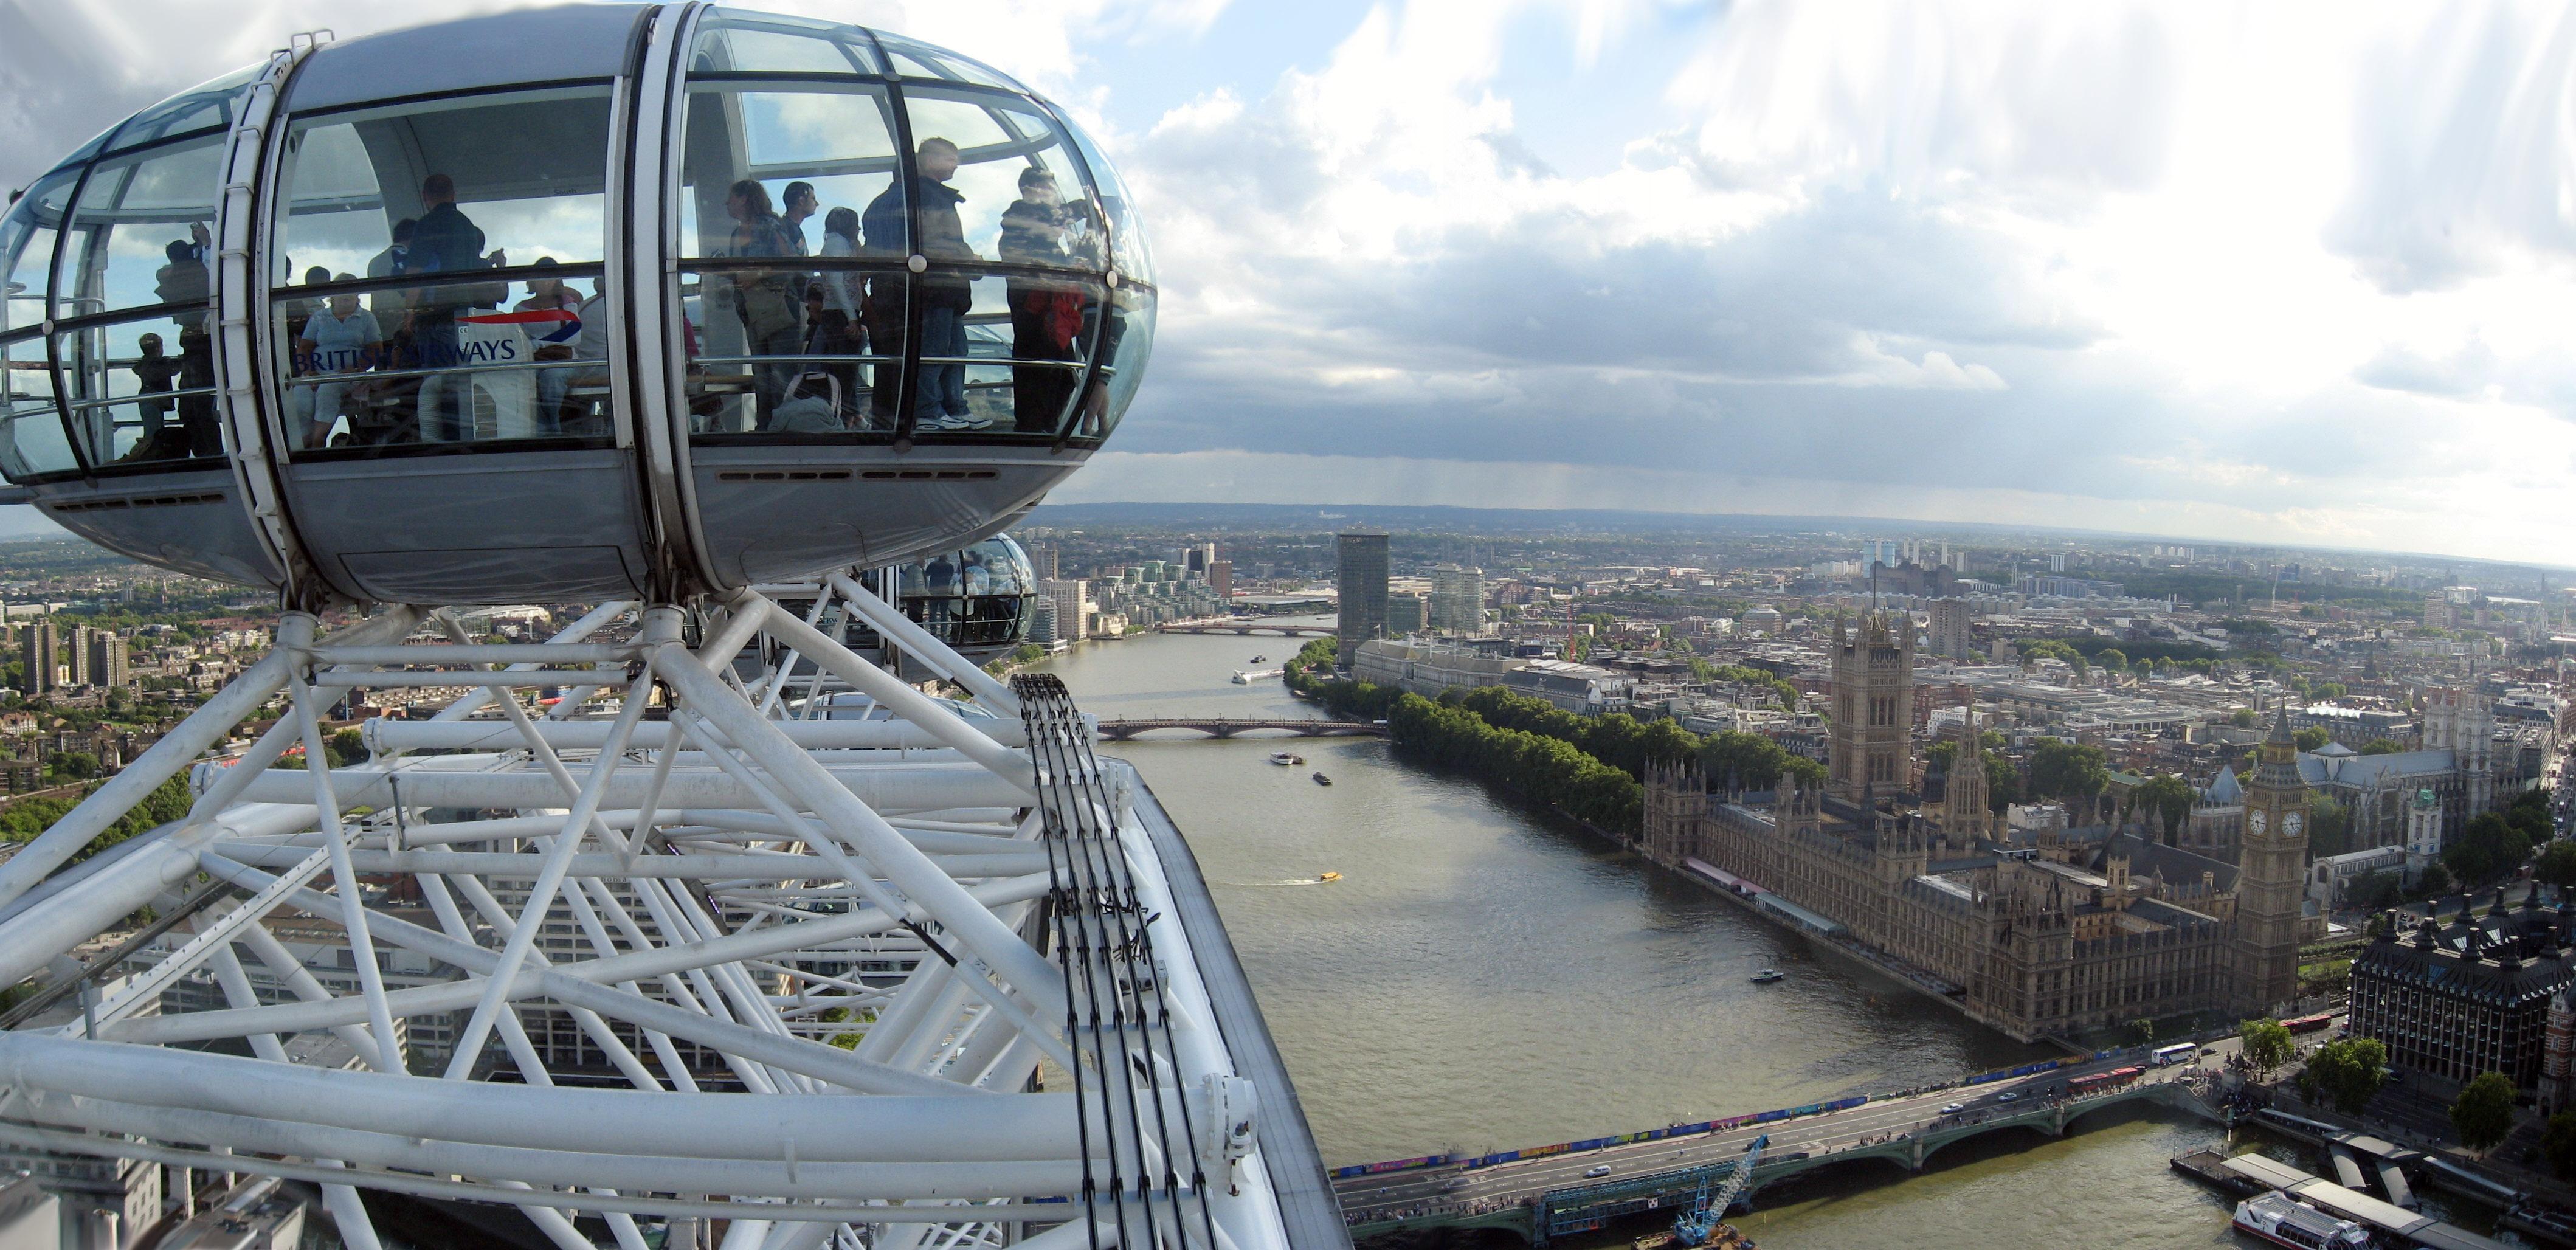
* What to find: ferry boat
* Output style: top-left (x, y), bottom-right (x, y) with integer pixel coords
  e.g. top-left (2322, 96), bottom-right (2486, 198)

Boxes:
top-left (1750, 969), bottom-right (1786, 984)
top-left (1313, 772), bottom-right (1333, 786)
top-left (2231, 1192), bottom-right (2371, 1249)
top-left (1269, 751), bottom-right (1299, 765)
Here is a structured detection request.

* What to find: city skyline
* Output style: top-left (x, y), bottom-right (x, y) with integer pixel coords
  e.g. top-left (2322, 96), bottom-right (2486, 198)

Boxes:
top-left (4, 1), bottom-right (2572, 566)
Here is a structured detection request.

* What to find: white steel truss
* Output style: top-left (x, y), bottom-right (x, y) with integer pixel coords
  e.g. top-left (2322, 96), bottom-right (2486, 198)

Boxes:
top-left (0, 581), bottom-right (1305, 1250)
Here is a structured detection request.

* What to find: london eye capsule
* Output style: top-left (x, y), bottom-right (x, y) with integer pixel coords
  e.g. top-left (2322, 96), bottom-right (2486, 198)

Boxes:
top-left (0, 5), bottom-right (1153, 606)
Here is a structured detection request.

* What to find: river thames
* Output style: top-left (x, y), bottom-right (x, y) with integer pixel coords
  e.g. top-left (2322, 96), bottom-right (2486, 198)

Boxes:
top-left (1037, 625), bottom-right (2281, 1249)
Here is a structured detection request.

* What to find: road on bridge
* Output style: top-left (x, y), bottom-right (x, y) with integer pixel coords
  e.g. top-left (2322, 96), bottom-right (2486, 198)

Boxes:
top-left (1332, 1025), bottom-right (2272, 1226)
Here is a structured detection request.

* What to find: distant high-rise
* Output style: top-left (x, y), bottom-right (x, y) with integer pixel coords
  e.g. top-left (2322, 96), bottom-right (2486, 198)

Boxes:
top-left (19, 619), bottom-right (55, 696)
top-left (1928, 599), bottom-right (1974, 661)
top-left (1182, 543), bottom-right (1215, 578)
top-left (1028, 596), bottom-right (1062, 646)
top-left (1335, 530), bottom-right (1389, 669)
top-left (64, 625), bottom-right (91, 686)
top-left (1429, 564), bottom-right (1485, 635)
top-left (1040, 580), bottom-right (1091, 643)
top-left (1207, 559), bottom-right (1232, 600)
top-left (88, 632), bottom-right (128, 689)
top-left (1385, 593), bottom-right (1426, 636)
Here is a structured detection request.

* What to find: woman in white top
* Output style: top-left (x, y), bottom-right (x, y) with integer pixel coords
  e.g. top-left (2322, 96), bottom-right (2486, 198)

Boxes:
top-left (815, 207), bottom-right (865, 416)
top-left (293, 278), bottom-right (385, 449)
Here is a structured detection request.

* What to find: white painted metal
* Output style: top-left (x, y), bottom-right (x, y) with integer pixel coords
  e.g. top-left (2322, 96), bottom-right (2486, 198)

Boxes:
top-left (0, 579), bottom-right (1293, 1250)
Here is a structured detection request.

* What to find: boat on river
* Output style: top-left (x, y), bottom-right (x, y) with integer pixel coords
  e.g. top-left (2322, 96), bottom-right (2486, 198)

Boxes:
top-left (1268, 751), bottom-right (1305, 766)
top-left (1312, 772), bottom-right (1332, 786)
top-left (1249, 655), bottom-right (1268, 663)
top-left (1316, 872), bottom-right (1341, 883)
top-left (2231, 1192), bottom-right (2369, 1249)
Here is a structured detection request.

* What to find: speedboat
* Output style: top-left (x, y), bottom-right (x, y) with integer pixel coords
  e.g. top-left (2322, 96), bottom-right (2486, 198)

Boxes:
top-left (1249, 655), bottom-right (1268, 663)
top-left (1750, 969), bottom-right (1785, 984)
top-left (1312, 772), bottom-right (1332, 786)
top-left (1316, 872), bottom-right (1341, 883)
top-left (1269, 751), bottom-right (1297, 765)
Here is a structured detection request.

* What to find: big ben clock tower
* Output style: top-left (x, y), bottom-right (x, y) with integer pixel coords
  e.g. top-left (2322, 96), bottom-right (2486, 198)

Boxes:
top-left (2234, 707), bottom-right (2312, 1015)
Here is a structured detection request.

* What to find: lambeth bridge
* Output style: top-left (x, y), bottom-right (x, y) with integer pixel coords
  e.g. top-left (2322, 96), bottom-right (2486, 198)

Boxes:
top-left (1155, 623), bottom-right (1337, 637)
top-left (1335, 1054), bottom-right (2224, 1243)
top-left (1096, 717), bottom-right (1387, 741)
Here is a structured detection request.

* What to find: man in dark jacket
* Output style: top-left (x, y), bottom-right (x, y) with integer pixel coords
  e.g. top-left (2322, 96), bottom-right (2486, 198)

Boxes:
top-left (404, 173), bottom-right (499, 441)
top-left (863, 138), bottom-right (981, 431)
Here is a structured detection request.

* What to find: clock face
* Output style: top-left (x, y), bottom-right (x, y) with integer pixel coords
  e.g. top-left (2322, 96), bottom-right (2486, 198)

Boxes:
top-left (2248, 810), bottom-right (2267, 835)
top-left (2284, 812), bottom-right (2304, 837)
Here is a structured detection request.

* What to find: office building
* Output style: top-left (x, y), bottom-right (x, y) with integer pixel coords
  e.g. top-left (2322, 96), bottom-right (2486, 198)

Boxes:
top-left (1928, 598), bottom-right (1974, 661)
top-left (1386, 593), bottom-right (1426, 636)
top-left (1207, 559), bottom-right (1232, 600)
top-left (1028, 596), bottom-right (1062, 646)
top-left (1429, 564), bottom-right (1485, 635)
top-left (1040, 579), bottom-right (1091, 643)
top-left (1335, 530), bottom-right (1388, 670)
top-left (2350, 900), bottom-right (2575, 1094)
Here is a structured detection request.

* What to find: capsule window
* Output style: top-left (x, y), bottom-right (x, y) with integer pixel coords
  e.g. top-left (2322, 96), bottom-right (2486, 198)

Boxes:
top-left (269, 85), bottom-right (615, 457)
top-left (1, 169), bottom-right (78, 333)
top-left (691, 9), bottom-right (883, 75)
top-left (57, 310), bottom-right (222, 469)
top-left (106, 66), bottom-right (257, 153)
top-left (0, 335), bottom-right (77, 482)
top-left (54, 134), bottom-right (224, 324)
top-left (874, 32), bottom-right (1029, 94)
top-left (274, 85), bottom-right (613, 285)
top-left (679, 80), bottom-right (906, 436)
top-left (898, 88), bottom-right (1100, 267)
top-left (270, 271), bottom-right (609, 453)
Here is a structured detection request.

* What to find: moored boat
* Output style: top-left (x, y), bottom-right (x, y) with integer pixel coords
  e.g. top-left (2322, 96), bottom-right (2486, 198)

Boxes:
top-left (2231, 1192), bottom-right (2370, 1249)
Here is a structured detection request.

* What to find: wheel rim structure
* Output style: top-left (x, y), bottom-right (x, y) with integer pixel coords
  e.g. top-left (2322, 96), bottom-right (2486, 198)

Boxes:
top-left (0, 582), bottom-right (1335, 1250)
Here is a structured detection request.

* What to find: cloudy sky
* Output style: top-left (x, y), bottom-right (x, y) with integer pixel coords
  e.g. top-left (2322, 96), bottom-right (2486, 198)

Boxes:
top-left (6, 0), bottom-right (2574, 564)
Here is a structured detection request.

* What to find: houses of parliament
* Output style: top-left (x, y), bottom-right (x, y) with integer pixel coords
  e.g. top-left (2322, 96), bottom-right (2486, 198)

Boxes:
top-left (1642, 611), bottom-right (2311, 1042)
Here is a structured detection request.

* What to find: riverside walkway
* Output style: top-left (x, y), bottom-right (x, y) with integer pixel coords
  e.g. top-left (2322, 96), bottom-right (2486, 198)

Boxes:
top-left (1154, 622), bottom-right (1336, 637)
top-left (1096, 717), bottom-right (1386, 741)
top-left (1335, 1051), bottom-right (2228, 1243)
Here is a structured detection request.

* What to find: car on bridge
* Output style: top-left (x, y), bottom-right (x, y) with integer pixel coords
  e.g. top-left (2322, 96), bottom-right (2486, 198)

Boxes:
top-left (1584, 1164), bottom-right (1612, 1178)
top-left (1998, 1091), bottom-right (2020, 1103)
top-left (1941, 1102), bottom-right (1964, 1114)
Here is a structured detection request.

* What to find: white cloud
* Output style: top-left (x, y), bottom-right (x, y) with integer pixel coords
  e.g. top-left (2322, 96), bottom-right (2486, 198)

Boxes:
top-left (5, 0), bottom-right (2572, 567)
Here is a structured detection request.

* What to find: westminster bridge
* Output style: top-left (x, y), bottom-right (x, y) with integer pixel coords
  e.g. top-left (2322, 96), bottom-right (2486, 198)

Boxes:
top-left (1334, 1051), bottom-right (2227, 1243)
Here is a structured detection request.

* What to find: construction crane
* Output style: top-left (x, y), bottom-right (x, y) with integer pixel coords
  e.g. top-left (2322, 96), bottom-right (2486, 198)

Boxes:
top-left (1673, 1134), bottom-right (1767, 1246)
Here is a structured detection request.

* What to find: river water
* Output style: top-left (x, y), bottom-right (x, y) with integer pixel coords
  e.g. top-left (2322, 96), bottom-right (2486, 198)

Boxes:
top-left (1034, 627), bottom-right (2356, 1249)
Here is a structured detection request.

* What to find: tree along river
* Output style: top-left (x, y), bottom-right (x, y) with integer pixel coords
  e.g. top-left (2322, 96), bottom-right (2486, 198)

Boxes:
top-left (1032, 626), bottom-right (2439, 1249)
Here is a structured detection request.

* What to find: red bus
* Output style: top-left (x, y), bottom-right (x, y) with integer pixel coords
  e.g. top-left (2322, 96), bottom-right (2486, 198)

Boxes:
top-left (2283, 1013), bottom-right (2335, 1035)
top-left (2070, 1066), bottom-right (2146, 1096)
